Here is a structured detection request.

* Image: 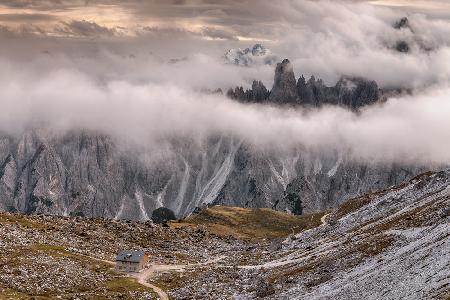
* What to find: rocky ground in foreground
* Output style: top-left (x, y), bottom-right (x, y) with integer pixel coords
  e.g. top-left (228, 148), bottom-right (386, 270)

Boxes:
top-left (0, 209), bottom-right (252, 299)
top-left (1, 170), bottom-right (449, 300)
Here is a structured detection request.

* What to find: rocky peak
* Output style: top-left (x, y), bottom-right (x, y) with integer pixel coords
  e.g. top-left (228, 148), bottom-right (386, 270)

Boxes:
top-left (269, 59), bottom-right (298, 104)
top-left (227, 59), bottom-right (381, 109)
top-left (223, 44), bottom-right (277, 66)
top-left (307, 75), bottom-right (316, 85)
top-left (251, 80), bottom-right (269, 102)
top-left (334, 76), bottom-right (380, 107)
top-left (226, 81), bottom-right (269, 103)
top-left (251, 44), bottom-right (268, 56)
top-left (394, 17), bottom-right (411, 30)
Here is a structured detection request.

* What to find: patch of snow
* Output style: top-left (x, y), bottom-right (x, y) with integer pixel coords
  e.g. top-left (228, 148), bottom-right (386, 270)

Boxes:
top-left (175, 157), bottom-right (191, 215)
top-left (199, 141), bottom-right (240, 205)
top-left (155, 176), bottom-right (173, 209)
top-left (224, 44), bottom-right (278, 66)
top-left (114, 196), bottom-right (126, 220)
top-left (327, 155), bottom-right (342, 177)
top-left (268, 159), bottom-right (287, 190)
top-left (313, 158), bottom-right (322, 175)
top-left (134, 191), bottom-right (149, 221)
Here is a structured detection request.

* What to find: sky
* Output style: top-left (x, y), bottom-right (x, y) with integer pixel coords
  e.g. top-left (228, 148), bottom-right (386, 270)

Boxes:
top-left (1, 0), bottom-right (450, 86)
top-left (1, 0), bottom-right (450, 165)
top-left (0, 1), bottom-right (449, 40)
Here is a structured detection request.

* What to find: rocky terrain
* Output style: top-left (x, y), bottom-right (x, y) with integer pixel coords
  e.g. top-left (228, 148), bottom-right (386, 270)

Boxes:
top-left (147, 169), bottom-right (450, 299)
top-left (0, 207), bottom-right (251, 299)
top-left (1, 169), bottom-right (448, 299)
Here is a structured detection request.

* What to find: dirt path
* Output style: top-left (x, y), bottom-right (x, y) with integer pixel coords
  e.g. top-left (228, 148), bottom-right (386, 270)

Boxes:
top-left (320, 213), bottom-right (330, 225)
top-left (78, 254), bottom-right (171, 299)
top-left (80, 253), bottom-right (226, 299)
top-left (81, 253), bottom-right (175, 300)
top-left (133, 256), bottom-right (227, 300)
top-left (134, 264), bottom-right (185, 300)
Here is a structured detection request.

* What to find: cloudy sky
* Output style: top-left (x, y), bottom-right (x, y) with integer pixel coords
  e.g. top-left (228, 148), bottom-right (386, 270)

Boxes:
top-left (1, 0), bottom-right (450, 86)
top-left (0, 0), bottom-right (449, 41)
top-left (1, 0), bottom-right (450, 165)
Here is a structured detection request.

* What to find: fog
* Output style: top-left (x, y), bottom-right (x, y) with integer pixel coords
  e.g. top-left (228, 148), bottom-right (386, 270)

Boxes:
top-left (0, 0), bottom-right (450, 165)
top-left (0, 60), bottom-right (449, 165)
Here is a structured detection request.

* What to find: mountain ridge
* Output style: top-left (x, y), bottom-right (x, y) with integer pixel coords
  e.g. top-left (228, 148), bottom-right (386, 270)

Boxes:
top-left (0, 130), bottom-right (425, 219)
top-left (227, 59), bottom-right (380, 109)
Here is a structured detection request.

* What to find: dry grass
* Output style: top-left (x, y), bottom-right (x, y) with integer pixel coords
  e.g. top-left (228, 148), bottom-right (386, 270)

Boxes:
top-left (353, 234), bottom-right (395, 257)
top-left (269, 263), bottom-right (316, 283)
top-left (332, 195), bottom-right (374, 220)
top-left (0, 289), bottom-right (50, 300)
top-left (171, 205), bottom-right (326, 241)
top-left (0, 213), bottom-right (49, 231)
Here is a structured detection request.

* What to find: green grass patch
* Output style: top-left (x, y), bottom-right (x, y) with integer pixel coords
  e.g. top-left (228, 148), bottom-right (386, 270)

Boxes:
top-left (105, 277), bottom-right (154, 293)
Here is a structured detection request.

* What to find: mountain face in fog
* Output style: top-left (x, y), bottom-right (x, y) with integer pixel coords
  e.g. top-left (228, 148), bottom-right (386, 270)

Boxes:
top-left (0, 129), bottom-right (424, 220)
top-left (227, 59), bottom-right (380, 109)
top-left (0, 59), bottom-right (427, 220)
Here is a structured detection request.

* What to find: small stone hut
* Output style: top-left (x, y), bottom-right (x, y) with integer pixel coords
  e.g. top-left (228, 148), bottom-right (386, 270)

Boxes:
top-left (115, 250), bottom-right (149, 273)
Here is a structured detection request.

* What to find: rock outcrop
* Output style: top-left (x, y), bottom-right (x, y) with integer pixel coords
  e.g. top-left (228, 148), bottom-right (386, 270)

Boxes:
top-left (224, 44), bottom-right (278, 66)
top-left (226, 81), bottom-right (269, 103)
top-left (391, 17), bottom-right (434, 54)
top-left (394, 17), bottom-right (411, 30)
top-left (269, 59), bottom-right (298, 104)
top-left (228, 59), bottom-right (380, 109)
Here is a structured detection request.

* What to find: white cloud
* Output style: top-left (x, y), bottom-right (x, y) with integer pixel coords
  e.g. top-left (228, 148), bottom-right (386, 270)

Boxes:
top-left (0, 59), bottom-right (449, 165)
top-left (0, 0), bottom-right (450, 167)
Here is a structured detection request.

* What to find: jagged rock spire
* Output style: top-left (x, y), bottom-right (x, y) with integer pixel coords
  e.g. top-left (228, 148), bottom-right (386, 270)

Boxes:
top-left (269, 59), bottom-right (298, 104)
top-left (394, 17), bottom-right (410, 30)
top-left (226, 59), bottom-right (380, 109)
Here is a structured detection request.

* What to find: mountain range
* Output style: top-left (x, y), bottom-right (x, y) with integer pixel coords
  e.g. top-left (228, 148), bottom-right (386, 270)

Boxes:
top-left (227, 59), bottom-right (380, 109)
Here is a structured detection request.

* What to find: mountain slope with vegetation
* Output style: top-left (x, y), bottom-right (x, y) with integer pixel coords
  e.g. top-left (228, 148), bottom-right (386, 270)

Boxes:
top-left (1, 170), bottom-right (449, 299)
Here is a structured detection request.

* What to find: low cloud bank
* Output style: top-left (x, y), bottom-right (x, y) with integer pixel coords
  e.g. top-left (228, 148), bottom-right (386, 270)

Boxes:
top-left (0, 62), bottom-right (449, 165)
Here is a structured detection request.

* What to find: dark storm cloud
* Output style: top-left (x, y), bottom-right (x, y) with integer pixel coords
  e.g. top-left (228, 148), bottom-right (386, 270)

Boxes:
top-left (55, 20), bottom-right (118, 38)
top-left (0, 1), bottom-right (284, 39)
top-left (0, 23), bottom-right (47, 37)
top-left (0, 13), bottom-right (57, 22)
top-left (1, 0), bottom-right (450, 88)
top-left (200, 27), bottom-right (238, 40)
top-left (1, 1), bottom-right (446, 43)
top-left (0, 0), bottom-right (86, 10)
